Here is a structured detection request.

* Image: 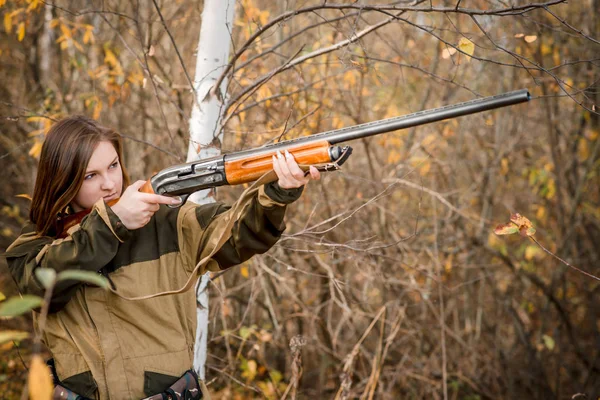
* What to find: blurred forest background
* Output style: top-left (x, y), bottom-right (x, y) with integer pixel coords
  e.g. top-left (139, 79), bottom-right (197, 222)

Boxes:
top-left (1, 0), bottom-right (599, 399)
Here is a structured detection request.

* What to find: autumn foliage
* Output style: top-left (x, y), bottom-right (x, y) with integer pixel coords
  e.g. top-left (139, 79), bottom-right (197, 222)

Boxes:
top-left (1, 0), bottom-right (599, 399)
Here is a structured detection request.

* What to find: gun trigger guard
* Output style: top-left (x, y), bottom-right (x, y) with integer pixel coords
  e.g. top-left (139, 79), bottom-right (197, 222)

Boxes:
top-left (168, 194), bottom-right (189, 208)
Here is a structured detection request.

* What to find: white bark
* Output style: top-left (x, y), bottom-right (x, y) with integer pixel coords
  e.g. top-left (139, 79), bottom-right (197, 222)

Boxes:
top-left (188, 0), bottom-right (236, 381)
top-left (38, 3), bottom-right (53, 86)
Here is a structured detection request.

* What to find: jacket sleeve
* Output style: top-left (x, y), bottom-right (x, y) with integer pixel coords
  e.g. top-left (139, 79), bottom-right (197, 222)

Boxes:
top-left (5, 199), bottom-right (131, 312)
top-left (177, 182), bottom-right (303, 272)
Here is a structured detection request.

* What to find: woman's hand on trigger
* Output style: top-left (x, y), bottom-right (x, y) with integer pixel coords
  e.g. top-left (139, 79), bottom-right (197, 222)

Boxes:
top-left (272, 150), bottom-right (320, 189)
top-left (111, 180), bottom-right (181, 230)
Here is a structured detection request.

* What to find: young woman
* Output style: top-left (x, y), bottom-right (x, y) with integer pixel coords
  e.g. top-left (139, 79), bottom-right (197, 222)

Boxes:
top-left (6, 115), bottom-right (319, 400)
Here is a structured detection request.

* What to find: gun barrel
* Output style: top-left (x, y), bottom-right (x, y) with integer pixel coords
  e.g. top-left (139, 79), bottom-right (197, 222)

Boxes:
top-left (258, 89), bottom-right (530, 148)
top-left (327, 89), bottom-right (530, 144)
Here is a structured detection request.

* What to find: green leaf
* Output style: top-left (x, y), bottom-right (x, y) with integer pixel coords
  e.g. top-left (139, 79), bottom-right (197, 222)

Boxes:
top-left (542, 334), bottom-right (555, 351)
top-left (270, 369), bottom-right (283, 385)
top-left (35, 268), bottom-right (56, 289)
top-left (0, 295), bottom-right (43, 317)
top-left (57, 270), bottom-right (109, 289)
top-left (240, 326), bottom-right (253, 340)
top-left (494, 223), bottom-right (518, 235)
top-left (0, 330), bottom-right (30, 345)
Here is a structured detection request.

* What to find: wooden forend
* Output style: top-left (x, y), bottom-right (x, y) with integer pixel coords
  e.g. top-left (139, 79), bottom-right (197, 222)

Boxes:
top-left (224, 140), bottom-right (332, 185)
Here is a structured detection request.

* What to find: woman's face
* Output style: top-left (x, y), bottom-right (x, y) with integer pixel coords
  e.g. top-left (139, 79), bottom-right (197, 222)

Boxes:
top-left (71, 141), bottom-right (123, 212)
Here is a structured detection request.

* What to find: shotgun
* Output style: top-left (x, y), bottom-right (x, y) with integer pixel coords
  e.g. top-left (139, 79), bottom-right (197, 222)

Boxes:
top-left (58, 89), bottom-right (530, 236)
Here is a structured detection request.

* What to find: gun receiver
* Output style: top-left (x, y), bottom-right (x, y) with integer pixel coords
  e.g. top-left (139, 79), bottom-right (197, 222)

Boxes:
top-left (58, 89), bottom-right (530, 237)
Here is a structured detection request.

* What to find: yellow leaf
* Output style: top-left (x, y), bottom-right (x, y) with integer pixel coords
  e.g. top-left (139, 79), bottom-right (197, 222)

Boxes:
top-left (241, 359), bottom-right (257, 382)
top-left (16, 193), bottom-right (32, 201)
top-left (444, 254), bottom-right (453, 273)
top-left (500, 158), bottom-right (509, 176)
top-left (514, 33), bottom-right (525, 38)
top-left (26, 116), bottom-right (46, 124)
top-left (104, 48), bottom-right (118, 67)
top-left (28, 355), bottom-right (53, 400)
top-left (93, 100), bottom-right (102, 120)
top-left (524, 245), bottom-right (543, 261)
top-left (127, 71), bottom-right (144, 86)
top-left (27, 128), bottom-right (45, 137)
top-left (542, 334), bottom-right (555, 351)
top-left (536, 205), bottom-right (546, 221)
top-left (578, 138), bottom-right (589, 161)
top-left (29, 141), bottom-right (43, 158)
top-left (553, 48), bottom-right (560, 65)
top-left (259, 10), bottom-right (269, 26)
top-left (4, 12), bottom-right (12, 34)
top-left (59, 23), bottom-right (70, 39)
top-left (541, 43), bottom-right (552, 56)
top-left (421, 133), bottom-right (436, 147)
top-left (343, 70), bottom-right (357, 86)
top-left (27, 0), bottom-right (41, 12)
top-left (240, 265), bottom-right (249, 278)
top-left (387, 150), bottom-right (401, 165)
top-left (524, 35), bottom-right (537, 43)
top-left (545, 179), bottom-right (556, 200)
top-left (0, 0), bottom-right (6, 7)
top-left (458, 37), bottom-right (475, 57)
top-left (83, 28), bottom-right (93, 44)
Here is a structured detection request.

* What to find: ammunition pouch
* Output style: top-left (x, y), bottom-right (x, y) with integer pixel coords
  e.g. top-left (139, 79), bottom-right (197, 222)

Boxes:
top-left (47, 359), bottom-right (202, 400)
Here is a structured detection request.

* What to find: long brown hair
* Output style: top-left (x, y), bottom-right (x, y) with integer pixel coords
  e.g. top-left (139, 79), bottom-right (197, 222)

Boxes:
top-left (30, 115), bottom-right (130, 236)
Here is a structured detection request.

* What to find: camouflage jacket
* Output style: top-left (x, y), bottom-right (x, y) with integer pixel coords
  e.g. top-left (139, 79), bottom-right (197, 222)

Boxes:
top-left (6, 183), bottom-right (302, 399)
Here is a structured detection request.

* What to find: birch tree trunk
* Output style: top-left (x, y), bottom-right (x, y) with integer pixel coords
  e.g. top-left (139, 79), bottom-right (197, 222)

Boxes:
top-left (188, 0), bottom-right (236, 381)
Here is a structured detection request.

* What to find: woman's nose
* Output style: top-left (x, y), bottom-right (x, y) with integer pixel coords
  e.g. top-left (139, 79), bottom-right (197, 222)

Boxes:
top-left (101, 175), bottom-right (116, 191)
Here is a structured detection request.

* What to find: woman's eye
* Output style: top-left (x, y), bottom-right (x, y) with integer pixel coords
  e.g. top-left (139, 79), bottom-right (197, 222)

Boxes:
top-left (84, 173), bottom-right (95, 180)
top-left (109, 161), bottom-right (119, 169)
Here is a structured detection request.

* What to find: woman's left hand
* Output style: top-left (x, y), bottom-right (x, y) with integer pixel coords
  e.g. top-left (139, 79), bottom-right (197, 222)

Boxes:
top-left (272, 150), bottom-right (321, 189)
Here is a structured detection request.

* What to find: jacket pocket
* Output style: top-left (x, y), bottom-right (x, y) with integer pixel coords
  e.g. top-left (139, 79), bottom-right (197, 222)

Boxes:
top-left (61, 371), bottom-right (97, 398)
top-left (144, 371), bottom-right (179, 396)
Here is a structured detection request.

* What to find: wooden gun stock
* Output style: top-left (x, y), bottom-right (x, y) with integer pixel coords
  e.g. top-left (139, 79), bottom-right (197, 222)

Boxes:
top-left (58, 179), bottom-right (155, 238)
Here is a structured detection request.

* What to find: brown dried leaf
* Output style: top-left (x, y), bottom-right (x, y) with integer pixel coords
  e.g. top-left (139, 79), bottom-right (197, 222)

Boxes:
top-left (510, 213), bottom-right (536, 237)
top-left (494, 223), bottom-right (519, 235)
top-left (524, 35), bottom-right (538, 43)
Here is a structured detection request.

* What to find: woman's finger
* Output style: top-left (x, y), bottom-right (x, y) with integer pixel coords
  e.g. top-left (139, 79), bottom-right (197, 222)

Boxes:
top-left (272, 155), bottom-right (284, 179)
top-left (284, 150), bottom-right (307, 181)
top-left (276, 151), bottom-right (293, 179)
top-left (309, 166), bottom-right (321, 180)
